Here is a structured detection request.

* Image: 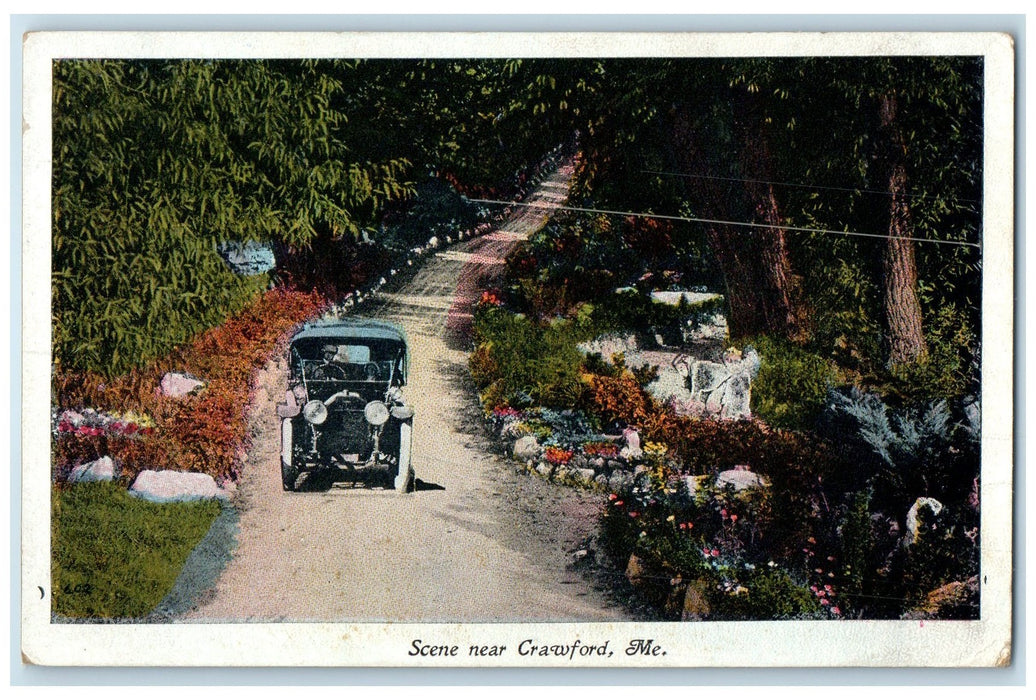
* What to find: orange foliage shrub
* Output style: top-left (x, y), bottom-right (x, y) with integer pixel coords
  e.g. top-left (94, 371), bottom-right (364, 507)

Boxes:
top-left (52, 288), bottom-right (327, 482)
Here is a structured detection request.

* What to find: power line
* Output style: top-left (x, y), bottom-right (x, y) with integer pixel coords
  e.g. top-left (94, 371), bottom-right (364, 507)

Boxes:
top-left (465, 197), bottom-right (982, 249)
top-left (641, 168), bottom-right (982, 205)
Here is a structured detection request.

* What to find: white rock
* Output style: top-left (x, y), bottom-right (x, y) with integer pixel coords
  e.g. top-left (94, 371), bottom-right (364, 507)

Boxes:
top-left (620, 429), bottom-right (642, 461)
top-left (905, 497), bottom-right (944, 545)
top-left (716, 468), bottom-right (769, 492)
top-left (683, 474), bottom-right (709, 496)
top-left (69, 456), bottom-right (118, 483)
top-left (129, 470), bottom-right (229, 503)
top-left (159, 372), bottom-right (205, 398)
top-left (649, 291), bottom-right (722, 307)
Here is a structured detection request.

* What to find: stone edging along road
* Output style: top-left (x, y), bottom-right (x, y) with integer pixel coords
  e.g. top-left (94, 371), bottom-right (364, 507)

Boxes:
top-left (178, 161), bottom-right (640, 622)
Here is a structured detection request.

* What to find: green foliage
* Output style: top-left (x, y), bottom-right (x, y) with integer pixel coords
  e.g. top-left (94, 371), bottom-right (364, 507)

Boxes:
top-left (715, 568), bottom-right (822, 620)
top-left (51, 481), bottom-right (221, 619)
top-left (837, 489), bottom-right (875, 608)
top-left (52, 59), bottom-right (417, 375)
top-left (470, 306), bottom-right (593, 410)
top-left (750, 335), bottom-right (838, 430)
top-left (899, 504), bottom-right (980, 614)
top-left (888, 304), bottom-right (978, 403)
top-left (600, 475), bottom-right (829, 621)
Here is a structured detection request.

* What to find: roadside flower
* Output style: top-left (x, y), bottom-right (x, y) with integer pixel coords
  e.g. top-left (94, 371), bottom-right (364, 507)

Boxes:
top-left (831, 606), bottom-right (842, 616)
top-left (730, 514), bottom-right (738, 523)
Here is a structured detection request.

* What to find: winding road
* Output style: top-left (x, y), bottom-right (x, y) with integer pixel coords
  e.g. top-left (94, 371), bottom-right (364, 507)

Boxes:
top-left (184, 162), bottom-right (635, 622)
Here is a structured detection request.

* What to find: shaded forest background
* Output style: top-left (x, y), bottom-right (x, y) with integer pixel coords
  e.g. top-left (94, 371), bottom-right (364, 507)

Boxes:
top-left (53, 56), bottom-right (982, 401)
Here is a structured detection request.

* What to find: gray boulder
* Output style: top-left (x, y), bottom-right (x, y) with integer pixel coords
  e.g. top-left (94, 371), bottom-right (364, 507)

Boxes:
top-left (129, 470), bottom-right (230, 503)
top-left (513, 435), bottom-right (541, 462)
top-left (215, 240), bottom-right (276, 276)
top-left (688, 347), bottom-right (761, 420)
top-left (608, 471), bottom-right (634, 491)
top-left (68, 456), bottom-right (118, 484)
top-left (574, 468), bottom-right (596, 484)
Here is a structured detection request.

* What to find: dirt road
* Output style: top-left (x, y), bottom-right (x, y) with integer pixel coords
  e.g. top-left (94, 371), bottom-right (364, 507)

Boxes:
top-left (184, 163), bottom-right (635, 622)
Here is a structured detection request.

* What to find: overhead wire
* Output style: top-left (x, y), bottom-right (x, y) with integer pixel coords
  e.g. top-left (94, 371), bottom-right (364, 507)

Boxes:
top-left (465, 197), bottom-right (982, 249)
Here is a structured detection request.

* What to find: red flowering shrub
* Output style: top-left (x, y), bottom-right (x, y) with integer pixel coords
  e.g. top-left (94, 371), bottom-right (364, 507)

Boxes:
top-left (544, 446), bottom-right (574, 466)
top-left (53, 288), bottom-right (328, 482)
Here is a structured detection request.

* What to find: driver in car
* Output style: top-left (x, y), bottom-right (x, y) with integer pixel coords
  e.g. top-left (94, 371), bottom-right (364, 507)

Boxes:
top-left (311, 344), bottom-right (345, 380)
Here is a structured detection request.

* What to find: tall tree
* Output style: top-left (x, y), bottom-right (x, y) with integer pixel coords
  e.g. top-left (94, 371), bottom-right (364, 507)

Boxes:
top-left (875, 89), bottom-right (928, 364)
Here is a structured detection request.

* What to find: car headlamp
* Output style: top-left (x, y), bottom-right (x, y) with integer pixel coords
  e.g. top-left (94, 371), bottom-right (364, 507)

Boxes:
top-left (364, 400), bottom-right (390, 426)
top-left (302, 400), bottom-right (328, 425)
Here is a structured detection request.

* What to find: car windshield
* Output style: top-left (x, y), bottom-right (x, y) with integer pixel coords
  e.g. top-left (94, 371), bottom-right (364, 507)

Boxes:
top-left (291, 337), bottom-right (406, 385)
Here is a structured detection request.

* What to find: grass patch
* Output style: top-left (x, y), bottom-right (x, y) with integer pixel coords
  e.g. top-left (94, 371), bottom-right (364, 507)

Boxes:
top-left (52, 481), bottom-right (222, 619)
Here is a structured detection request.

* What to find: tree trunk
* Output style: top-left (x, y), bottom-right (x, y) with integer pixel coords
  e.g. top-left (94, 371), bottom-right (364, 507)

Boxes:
top-left (877, 92), bottom-right (928, 365)
top-left (670, 103), bottom-right (806, 343)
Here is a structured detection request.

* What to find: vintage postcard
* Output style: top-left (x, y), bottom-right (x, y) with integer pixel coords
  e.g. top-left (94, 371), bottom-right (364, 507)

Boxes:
top-left (20, 30), bottom-right (1014, 667)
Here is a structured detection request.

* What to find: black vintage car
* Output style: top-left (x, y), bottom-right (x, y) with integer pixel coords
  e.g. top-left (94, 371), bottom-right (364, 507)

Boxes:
top-left (277, 318), bottom-right (414, 492)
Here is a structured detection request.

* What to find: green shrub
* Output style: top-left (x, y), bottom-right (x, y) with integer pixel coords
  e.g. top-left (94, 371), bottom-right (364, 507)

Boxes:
top-left (470, 306), bottom-right (592, 409)
top-left (51, 481), bottom-right (221, 619)
top-left (888, 305), bottom-right (978, 404)
top-left (750, 335), bottom-right (838, 430)
top-left (715, 568), bottom-right (822, 620)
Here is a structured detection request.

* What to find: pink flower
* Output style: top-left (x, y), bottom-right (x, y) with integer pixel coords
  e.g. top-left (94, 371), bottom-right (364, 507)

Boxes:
top-left (720, 509), bottom-right (728, 518)
top-left (730, 514), bottom-right (738, 523)
top-left (820, 598), bottom-right (830, 606)
top-left (831, 606), bottom-right (842, 615)
top-left (711, 549), bottom-right (720, 557)
top-left (608, 493), bottom-right (617, 501)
